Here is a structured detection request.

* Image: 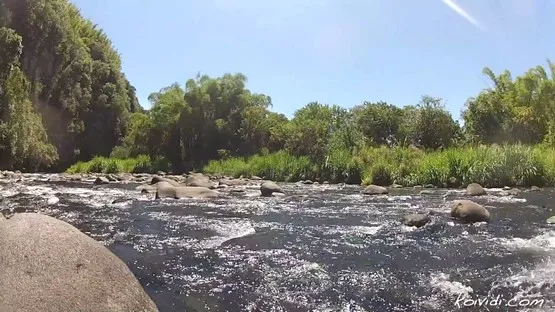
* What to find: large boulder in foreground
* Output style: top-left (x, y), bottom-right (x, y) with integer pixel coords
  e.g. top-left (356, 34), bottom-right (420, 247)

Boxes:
top-left (260, 181), bottom-right (283, 197)
top-left (362, 185), bottom-right (388, 195)
top-left (155, 181), bottom-right (219, 199)
top-left (466, 183), bottom-right (486, 196)
top-left (451, 200), bottom-right (491, 223)
top-left (0, 213), bottom-right (159, 312)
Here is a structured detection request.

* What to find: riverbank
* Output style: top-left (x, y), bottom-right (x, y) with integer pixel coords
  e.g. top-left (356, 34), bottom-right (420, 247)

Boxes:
top-left (64, 145), bottom-right (555, 188)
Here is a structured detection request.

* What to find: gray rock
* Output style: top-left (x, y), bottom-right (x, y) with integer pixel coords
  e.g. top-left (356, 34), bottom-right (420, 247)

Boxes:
top-left (0, 213), bottom-right (159, 312)
top-left (93, 177), bottom-right (109, 185)
top-left (185, 173), bottom-right (216, 189)
top-left (155, 182), bottom-right (219, 199)
top-left (187, 180), bottom-right (216, 189)
top-left (466, 183), bottom-right (486, 196)
top-left (362, 185), bottom-right (388, 195)
top-left (451, 200), bottom-right (490, 223)
top-left (150, 176), bottom-right (180, 187)
top-left (260, 181), bottom-right (283, 197)
top-left (530, 186), bottom-right (541, 192)
top-left (116, 173), bottom-right (133, 181)
top-left (547, 216), bottom-right (555, 224)
top-left (401, 214), bottom-right (431, 227)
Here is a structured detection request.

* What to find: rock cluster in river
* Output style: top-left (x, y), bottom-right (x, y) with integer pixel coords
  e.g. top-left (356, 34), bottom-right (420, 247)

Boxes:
top-left (0, 172), bottom-right (544, 228)
top-left (360, 182), bottom-right (495, 227)
top-left (0, 213), bottom-right (159, 312)
top-left (127, 173), bottom-right (285, 198)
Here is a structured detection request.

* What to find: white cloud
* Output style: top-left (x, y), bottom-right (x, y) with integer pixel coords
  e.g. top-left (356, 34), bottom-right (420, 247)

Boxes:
top-left (441, 0), bottom-right (485, 30)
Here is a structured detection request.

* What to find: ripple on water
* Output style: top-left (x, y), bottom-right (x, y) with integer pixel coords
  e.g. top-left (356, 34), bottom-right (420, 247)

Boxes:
top-left (2, 179), bottom-right (555, 311)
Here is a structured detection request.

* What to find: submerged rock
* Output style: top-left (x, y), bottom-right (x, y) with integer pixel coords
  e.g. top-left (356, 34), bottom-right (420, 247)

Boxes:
top-left (451, 200), bottom-right (490, 223)
top-left (106, 174), bottom-right (117, 182)
top-left (93, 177), bottom-right (109, 185)
top-left (362, 185), bottom-right (388, 195)
top-left (530, 186), bottom-right (541, 192)
top-left (466, 183), bottom-right (486, 196)
top-left (228, 188), bottom-right (246, 195)
top-left (219, 179), bottom-right (248, 187)
top-left (260, 181), bottom-right (283, 197)
top-left (401, 214), bottom-right (431, 227)
top-left (155, 181), bottom-right (219, 199)
top-left (0, 213), bottom-right (159, 312)
top-left (136, 184), bottom-right (158, 193)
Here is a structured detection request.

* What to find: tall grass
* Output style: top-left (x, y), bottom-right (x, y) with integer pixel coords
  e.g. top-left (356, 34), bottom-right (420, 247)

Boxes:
top-left (65, 155), bottom-right (170, 174)
top-left (203, 150), bottom-right (314, 182)
top-left (202, 145), bottom-right (555, 187)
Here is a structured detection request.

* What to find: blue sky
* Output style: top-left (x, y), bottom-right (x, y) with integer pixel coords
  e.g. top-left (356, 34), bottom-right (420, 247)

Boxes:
top-left (72, 0), bottom-right (555, 120)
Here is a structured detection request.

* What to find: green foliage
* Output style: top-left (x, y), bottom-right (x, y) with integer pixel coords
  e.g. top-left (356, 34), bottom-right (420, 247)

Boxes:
top-left (0, 27), bottom-right (58, 171)
top-left (464, 61), bottom-right (555, 145)
top-left (352, 101), bottom-right (404, 146)
top-left (203, 145), bottom-right (555, 187)
top-left (65, 154), bottom-right (170, 174)
top-left (0, 0), bottom-right (141, 168)
top-left (204, 151), bottom-right (313, 182)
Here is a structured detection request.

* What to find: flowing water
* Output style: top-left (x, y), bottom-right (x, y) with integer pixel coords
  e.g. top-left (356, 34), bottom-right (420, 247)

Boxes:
top-left (1, 174), bottom-right (555, 312)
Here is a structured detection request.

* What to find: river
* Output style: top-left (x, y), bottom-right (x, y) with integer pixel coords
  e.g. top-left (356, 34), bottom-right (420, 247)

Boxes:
top-left (1, 174), bottom-right (554, 312)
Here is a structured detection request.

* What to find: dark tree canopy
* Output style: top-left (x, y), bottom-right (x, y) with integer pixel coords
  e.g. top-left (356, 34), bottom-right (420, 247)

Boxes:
top-left (0, 0), bottom-right (139, 169)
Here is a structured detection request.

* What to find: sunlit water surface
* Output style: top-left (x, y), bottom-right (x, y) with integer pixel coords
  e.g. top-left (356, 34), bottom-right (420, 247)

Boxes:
top-left (1, 176), bottom-right (554, 312)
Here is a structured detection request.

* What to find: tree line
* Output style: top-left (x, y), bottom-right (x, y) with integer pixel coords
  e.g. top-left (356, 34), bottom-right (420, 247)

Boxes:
top-left (111, 63), bottom-right (555, 173)
top-left (1, 0), bottom-right (555, 173)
